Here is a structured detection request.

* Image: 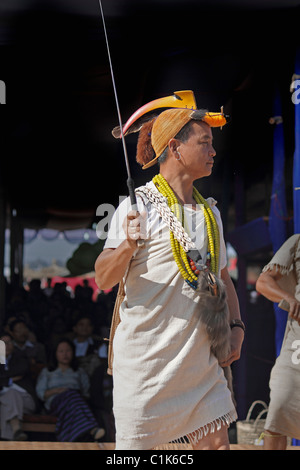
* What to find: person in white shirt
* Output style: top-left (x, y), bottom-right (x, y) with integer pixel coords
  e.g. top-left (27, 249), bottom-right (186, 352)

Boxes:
top-left (0, 334), bottom-right (37, 440)
top-left (95, 100), bottom-right (244, 450)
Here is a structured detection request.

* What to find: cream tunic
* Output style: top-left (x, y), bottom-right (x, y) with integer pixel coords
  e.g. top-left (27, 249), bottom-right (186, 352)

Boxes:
top-left (262, 234), bottom-right (300, 439)
top-left (104, 182), bottom-right (237, 449)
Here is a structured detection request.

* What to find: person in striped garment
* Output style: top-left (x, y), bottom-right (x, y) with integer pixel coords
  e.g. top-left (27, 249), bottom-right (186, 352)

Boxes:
top-left (36, 337), bottom-right (105, 442)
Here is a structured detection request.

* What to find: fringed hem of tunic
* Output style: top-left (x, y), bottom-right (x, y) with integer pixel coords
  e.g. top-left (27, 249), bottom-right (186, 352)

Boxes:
top-left (262, 263), bottom-right (293, 276)
top-left (152, 410), bottom-right (237, 450)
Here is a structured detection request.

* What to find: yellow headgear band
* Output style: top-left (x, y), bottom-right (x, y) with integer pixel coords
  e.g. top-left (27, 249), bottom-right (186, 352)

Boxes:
top-left (142, 107), bottom-right (227, 169)
top-left (141, 108), bottom-right (193, 169)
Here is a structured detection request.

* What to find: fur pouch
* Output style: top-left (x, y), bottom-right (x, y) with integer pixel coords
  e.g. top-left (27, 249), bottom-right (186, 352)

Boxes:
top-left (197, 272), bottom-right (231, 363)
top-left (197, 272), bottom-right (235, 403)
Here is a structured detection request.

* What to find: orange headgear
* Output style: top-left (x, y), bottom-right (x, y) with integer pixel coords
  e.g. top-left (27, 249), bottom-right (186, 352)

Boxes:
top-left (112, 90), bottom-right (228, 169)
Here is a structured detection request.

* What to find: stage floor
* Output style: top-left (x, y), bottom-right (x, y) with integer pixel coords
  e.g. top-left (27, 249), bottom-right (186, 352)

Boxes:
top-left (0, 441), bottom-right (299, 450)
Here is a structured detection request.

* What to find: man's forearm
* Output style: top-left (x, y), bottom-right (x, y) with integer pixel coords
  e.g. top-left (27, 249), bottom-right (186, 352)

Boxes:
top-left (95, 240), bottom-right (137, 290)
top-left (256, 271), bottom-right (291, 304)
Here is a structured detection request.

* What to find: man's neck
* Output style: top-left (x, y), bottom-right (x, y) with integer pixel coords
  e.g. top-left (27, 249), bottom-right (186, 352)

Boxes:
top-left (159, 169), bottom-right (195, 207)
top-left (14, 341), bottom-right (26, 349)
top-left (75, 336), bottom-right (89, 343)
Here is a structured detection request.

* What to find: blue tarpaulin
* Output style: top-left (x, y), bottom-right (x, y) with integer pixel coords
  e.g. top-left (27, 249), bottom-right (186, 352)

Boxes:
top-left (269, 90), bottom-right (288, 357)
top-left (292, 47), bottom-right (300, 448)
top-left (294, 50), bottom-right (300, 234)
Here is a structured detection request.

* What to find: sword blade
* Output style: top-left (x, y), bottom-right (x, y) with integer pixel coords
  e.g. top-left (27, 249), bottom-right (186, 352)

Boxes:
top-left (98, 0), bottom-right (137, 208)
top-left (98, 1), bottom-right (144, 248)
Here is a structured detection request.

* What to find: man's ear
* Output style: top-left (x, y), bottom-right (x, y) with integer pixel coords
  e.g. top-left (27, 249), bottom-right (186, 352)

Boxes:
top-left (168, 138), bottom-right (180, 155)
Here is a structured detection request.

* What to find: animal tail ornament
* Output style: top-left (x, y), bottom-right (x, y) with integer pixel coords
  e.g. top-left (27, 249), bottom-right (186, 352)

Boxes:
top-left (197, 272), bottom-right (231, 364)
top-left (197, 272), bottom-right (235, 403)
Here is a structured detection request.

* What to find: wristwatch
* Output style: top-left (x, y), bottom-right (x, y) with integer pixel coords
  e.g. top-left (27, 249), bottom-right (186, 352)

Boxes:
top-left (230, 319), bottom-right (246, 333)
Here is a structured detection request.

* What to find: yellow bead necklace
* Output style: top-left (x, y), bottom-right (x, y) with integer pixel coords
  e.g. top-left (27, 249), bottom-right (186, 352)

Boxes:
top-left (153, 173), bottom-right (220, 289)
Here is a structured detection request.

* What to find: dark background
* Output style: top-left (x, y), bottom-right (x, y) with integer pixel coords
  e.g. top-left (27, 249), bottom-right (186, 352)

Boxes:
top-left (0, 0), bottom-right (298, 231)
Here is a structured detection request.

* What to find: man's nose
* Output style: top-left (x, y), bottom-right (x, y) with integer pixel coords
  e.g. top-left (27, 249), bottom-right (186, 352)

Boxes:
top-left (209, 145), bottom-right (216, 157)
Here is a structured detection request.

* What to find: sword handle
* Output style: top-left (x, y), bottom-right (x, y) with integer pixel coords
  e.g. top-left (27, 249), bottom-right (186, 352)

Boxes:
top-left (127, 177), bottom-right (145, 248)
top-left (127, 176), bottom-right (137, 208)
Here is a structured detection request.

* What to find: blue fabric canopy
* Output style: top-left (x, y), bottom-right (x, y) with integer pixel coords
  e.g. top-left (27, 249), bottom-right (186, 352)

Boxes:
top-left (294, 50), bottom-right (300, 234)
top-left (9, 228), bottom-right (100, 245)
top-left (292, 47), bottom-right (300, 448)
top-left (269, 90), bottom-right (288, 357)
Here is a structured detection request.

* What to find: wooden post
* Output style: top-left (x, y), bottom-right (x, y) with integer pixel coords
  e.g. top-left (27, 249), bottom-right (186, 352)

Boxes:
top-left (10, 208), bottom-right (24, 288)
top-left (0, 189), bottom-right (6, 331)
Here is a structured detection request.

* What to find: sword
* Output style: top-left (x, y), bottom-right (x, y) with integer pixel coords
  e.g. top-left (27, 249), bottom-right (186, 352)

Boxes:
top-left (98, 0), bottom-right (144, 247)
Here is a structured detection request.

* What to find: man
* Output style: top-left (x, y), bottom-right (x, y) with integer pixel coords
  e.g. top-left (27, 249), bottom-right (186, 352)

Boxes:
top-left (0, 333), bottom-right (38, 440)
top-left (72, 313), bottom-right (104, 374)
top-left (95, 93), bottom-right (244, 450)
top-left (9, 318), bottom-right (46, 365)
top-left (256, 234), bottom-right (300, 450)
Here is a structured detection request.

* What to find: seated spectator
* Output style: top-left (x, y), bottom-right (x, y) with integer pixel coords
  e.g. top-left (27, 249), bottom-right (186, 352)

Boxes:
top-left (71, 313), bottom-right (107, 377)
top-left (89, 361), bottom-right (115, 442)
top-left (70, 313), bottom-right (113, 439)
top-left (5, 312), bottom-right (36, 342)
top-left (35, 338), bottom-right (105, 442)
top-left (0, 333), bottom-right (39, 441)
top-left (9, 318), bottom-right (47, 365)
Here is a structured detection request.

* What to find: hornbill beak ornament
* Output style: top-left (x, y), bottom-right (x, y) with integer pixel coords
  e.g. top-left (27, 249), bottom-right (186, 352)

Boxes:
top-left (112, 90), bottom-right (229, 139)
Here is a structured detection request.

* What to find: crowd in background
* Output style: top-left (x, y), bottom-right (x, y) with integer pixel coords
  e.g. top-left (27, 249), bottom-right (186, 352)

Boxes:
top-left (0, 276), bottom-right (117, 442)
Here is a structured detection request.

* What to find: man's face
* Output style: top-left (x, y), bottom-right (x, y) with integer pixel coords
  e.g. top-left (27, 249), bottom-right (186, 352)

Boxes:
top-left (11, 322), bottom-right (29, 345)
top-left (73, 318), bottom-right (93, 339)
top-left (177, 121), bottom-right (216, 179)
